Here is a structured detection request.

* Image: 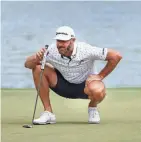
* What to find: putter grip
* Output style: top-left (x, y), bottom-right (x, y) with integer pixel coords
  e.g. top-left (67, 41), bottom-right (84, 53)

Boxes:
top-left (41, 45), bottom-right (49, 70)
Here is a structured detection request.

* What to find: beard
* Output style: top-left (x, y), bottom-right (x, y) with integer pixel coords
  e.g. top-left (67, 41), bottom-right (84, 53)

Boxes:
top-left (57, 44), bottom-right (71, 56)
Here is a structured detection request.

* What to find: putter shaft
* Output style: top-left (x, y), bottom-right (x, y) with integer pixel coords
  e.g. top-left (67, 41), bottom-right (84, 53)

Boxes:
top-left (23, 45), bottom-right (49, 128)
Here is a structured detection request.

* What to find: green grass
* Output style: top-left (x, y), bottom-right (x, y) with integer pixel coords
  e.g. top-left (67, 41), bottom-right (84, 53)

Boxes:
top-left (1, 88), bottom-right (141, 142)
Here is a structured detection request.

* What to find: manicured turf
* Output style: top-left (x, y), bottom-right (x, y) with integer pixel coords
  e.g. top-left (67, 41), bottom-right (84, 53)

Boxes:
top-left (1, 88), bottom-right (141, 142)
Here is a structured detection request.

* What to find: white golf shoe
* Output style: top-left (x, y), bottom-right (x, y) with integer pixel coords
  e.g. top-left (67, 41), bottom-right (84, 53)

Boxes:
top-left (33, 111), bottom-right (56, 125)
top-left (88, 107), bottom-right (100, 124)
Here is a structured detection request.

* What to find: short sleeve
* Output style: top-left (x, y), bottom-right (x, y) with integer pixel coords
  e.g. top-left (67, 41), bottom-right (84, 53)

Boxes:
top-left (84, 43), bottom-right (108, 60)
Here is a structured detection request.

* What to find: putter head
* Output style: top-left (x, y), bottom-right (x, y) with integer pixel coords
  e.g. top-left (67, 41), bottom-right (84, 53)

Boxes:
top-left (23, 124), bottom-right (33, 128)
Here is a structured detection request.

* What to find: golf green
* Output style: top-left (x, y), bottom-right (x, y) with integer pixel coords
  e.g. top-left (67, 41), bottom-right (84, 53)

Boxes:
top-left (1, 88), bottom-right (141, 142)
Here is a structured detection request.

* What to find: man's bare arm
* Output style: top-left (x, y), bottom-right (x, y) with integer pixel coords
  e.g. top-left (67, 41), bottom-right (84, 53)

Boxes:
top-left (24, 54), bottom-right (41, 69)
top-left (24, 48), bottom-right (46, 69)
top-left (99, 49), bottom-right (122, 79)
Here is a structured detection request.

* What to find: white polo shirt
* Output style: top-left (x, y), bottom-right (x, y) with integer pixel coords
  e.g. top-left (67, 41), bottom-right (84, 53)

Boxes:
top-left (46, 41), bottom-right (107, 84)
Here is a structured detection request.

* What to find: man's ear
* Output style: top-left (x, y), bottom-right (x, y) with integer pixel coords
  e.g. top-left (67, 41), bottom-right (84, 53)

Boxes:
top-left (72, 38), bottom-right (76, 42)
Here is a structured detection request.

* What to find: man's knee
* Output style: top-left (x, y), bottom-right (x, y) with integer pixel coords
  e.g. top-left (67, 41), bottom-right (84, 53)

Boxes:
top-left (32, 64), bottom-right (57, 87)
top-left (84, 80), bottom-right (106, 100)
top-left (32, 64), bottom-right (54, 77)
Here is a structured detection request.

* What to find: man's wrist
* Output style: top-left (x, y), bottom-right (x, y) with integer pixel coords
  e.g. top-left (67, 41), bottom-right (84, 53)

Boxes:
top-left (98, 74), bottom-right (105, 80)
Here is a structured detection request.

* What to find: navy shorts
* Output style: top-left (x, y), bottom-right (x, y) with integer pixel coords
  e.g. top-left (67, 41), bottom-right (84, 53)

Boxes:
top-left (50, 70), bottom-right (88, 99)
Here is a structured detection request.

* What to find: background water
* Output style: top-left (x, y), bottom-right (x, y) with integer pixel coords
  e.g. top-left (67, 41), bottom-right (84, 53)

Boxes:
top-left (1, 1), bottom-right (141, 88)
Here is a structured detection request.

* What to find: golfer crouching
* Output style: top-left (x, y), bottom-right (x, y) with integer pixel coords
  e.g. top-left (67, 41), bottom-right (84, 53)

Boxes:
top-left (24, 26), bottom-right (122, 124)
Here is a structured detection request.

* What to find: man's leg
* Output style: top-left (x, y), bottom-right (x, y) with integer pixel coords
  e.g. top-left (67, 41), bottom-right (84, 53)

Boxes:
top-left (84, 80), bottom-right (106, 123)
top-left (85, 80), bottom-right (106, 107)
top-left (32, 64), bottom-right (57, 124)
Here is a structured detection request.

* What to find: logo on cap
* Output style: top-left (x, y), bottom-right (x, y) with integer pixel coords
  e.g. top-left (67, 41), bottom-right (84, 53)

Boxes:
top-left (54, 26), bottom-right (75, 41)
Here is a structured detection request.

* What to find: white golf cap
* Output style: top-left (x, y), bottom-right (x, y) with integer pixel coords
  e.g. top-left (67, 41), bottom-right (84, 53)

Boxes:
top-left (54, 26), bottom-right (75, 41)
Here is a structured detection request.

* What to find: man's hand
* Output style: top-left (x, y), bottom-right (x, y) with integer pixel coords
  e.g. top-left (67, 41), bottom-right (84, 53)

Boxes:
top-left (86, 74), bottom-right (103, 86)
top-left (36, 48), bottom-right (46, 61)
top-left (24, 47), bottom-right (47, 69)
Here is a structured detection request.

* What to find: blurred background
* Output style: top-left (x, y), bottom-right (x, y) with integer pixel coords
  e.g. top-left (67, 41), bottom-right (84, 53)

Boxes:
top-left (1, 1), bottom-right (141, 88)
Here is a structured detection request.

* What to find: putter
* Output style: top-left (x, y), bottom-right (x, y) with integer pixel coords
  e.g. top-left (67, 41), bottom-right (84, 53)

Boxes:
top-left (23, 45), bottom-right (49, 128)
